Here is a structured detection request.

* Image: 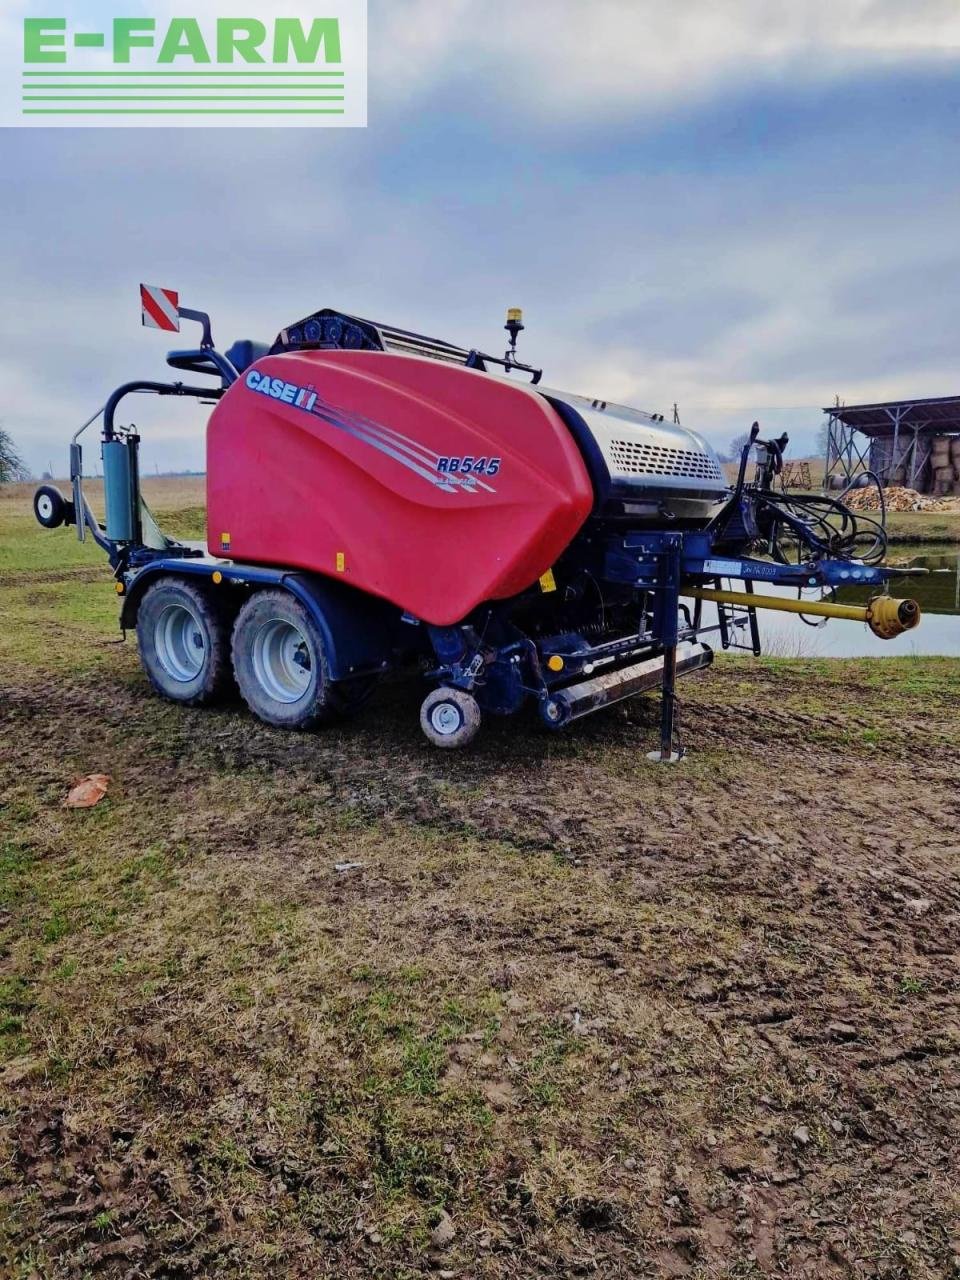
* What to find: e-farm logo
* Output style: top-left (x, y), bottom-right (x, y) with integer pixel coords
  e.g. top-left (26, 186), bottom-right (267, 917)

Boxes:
top-left (3, 4), bottom-right (366, 128)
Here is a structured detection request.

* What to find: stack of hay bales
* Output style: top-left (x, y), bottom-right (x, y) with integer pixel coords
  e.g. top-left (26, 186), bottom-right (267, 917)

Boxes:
top-left (930, 435), bottom-right (960, 495)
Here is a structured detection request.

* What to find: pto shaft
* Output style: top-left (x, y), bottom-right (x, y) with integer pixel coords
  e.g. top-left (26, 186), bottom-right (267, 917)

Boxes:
top-left (683, 586), bottom-right (921, 639)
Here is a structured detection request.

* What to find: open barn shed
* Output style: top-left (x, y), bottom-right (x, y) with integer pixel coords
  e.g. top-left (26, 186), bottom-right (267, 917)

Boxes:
top-left (824, 396), bottom-right (960, 495)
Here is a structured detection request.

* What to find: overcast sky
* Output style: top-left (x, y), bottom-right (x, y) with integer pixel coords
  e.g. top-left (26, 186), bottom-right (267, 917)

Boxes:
top-left (3, 0), bottom-right (959, 475)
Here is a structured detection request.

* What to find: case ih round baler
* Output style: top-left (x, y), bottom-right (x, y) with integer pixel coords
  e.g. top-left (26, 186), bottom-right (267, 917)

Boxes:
top-left (33, 296), bottom-right (921, 756)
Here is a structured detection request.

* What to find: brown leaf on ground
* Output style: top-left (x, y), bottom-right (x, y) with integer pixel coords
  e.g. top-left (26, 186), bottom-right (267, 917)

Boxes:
top-left (62, 773), bottom-right (110, 808)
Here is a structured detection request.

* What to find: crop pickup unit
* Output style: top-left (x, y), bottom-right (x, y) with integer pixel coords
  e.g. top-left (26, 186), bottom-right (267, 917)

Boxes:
top-left (33, 294), bottom-right (922, 757)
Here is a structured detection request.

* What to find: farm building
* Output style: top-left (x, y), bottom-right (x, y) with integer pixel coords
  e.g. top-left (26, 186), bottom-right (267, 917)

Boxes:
top-left (823, 395), bottom-right (960, 495)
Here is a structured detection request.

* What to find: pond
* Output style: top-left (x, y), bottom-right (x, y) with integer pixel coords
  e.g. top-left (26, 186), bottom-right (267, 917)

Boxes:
top-left (702, 546), bottom-right (960, 658)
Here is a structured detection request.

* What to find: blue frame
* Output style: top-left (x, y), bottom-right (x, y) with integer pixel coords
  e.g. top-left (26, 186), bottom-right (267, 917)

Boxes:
top-left (603, 528), bottom-right (892, 593)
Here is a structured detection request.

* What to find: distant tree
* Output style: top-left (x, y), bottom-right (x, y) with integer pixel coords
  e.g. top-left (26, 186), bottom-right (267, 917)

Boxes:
top-left (729, 430), bottom-right (752, 460)
top-left (815, 421), bottom-right (831, 459)
top-left (0, 428), bottom-right (28, 483)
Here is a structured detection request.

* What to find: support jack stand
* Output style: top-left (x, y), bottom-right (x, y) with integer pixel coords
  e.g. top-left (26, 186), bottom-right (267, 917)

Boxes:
top-left (645, 554), bottom-right (686, 764)
top-left (645, 647), bottom-right (685, 763)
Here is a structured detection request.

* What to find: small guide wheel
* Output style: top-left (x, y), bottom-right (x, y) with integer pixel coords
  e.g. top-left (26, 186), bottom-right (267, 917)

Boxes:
top-left (538, 697), bottom-right (568, 730)
top-left (419, 687), bottom-right (481, 749)
top-left (33, 484), bottom-right (71, 529)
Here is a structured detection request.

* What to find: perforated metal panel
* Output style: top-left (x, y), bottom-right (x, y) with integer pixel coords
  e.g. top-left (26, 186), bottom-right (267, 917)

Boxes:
top-left (539, 386), bottom-right (728, 512)
top-left (608, 439), bottom-right (724, 482)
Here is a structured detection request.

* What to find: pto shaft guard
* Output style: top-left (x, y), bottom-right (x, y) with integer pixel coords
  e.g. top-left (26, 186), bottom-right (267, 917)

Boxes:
top-left (866, 594), bottom-right (921, 639)
top-left (684, 586), bottom-right (921, 640)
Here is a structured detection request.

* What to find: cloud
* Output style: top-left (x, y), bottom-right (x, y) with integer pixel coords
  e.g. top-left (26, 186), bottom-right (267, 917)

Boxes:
top-left (371, 0), bottom-right (960, 116)
top-left (1, 2), bottom-right (958, 472)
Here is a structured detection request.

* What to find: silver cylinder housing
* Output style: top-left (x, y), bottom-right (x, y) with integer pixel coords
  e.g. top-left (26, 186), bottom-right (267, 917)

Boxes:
top-left (541, 388), bottom-right (729, 520)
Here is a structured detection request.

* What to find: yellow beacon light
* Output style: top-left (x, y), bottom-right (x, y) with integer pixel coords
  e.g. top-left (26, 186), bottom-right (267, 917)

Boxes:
top-left (504, 307), bottom-right (525, 363)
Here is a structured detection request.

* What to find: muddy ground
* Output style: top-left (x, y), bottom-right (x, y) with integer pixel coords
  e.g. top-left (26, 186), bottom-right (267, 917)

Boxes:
top-left (0, 489), bottom-right (959, 1278)
top-left (2, 654), bottom-right (958, 1279)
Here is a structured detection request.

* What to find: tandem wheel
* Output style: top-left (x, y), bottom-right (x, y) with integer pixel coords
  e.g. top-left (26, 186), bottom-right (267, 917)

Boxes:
top-left (231, 589), bottom-right (337, 731)
top-left (419, 687), bottom-right (481, 749)
top-left (231, 589), bottom-right (381, 731)
top-left (136, 577), bottom-right (232, 706)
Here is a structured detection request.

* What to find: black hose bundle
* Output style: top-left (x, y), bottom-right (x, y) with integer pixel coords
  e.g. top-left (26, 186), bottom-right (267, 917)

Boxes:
top-left (716, 427), bottom-right (889, 567)
top-left (754, 471), bottom-right (888, 566)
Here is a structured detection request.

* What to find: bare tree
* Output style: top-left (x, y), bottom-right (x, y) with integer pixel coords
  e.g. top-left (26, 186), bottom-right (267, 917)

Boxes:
top-left (728, 430), bottom-right (752, 460)
top-left (0, 428), bottom-right (28, 483)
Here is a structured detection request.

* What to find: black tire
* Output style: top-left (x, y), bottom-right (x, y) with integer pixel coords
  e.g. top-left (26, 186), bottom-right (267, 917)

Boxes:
top-left (34, 485), bottom-right (72, 530)
top-left (136, 578), bottom-right (231, 706)
top-left (419, 687), bottom-right (481, 749)
top-left (231, 590), bottom-right (337, 730)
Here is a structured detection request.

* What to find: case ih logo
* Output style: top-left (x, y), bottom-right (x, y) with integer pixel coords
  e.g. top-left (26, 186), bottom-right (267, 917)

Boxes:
top-left (4, 5), bottom-right (366, 128)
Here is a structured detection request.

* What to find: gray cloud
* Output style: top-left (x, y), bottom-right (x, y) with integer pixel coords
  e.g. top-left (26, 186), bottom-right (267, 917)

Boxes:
top-left (1, 2), bottom-right (958, 473)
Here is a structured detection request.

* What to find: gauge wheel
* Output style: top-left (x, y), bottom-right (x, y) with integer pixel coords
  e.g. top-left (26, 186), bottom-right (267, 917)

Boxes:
top-left (419, 687), bottom-right (481, 749)
top-left (137, 578), bottom-right (231, 706)
top-left (232, 589), bottom-right (337, 730)
top-left (33, 484), bottom-right (72, 529)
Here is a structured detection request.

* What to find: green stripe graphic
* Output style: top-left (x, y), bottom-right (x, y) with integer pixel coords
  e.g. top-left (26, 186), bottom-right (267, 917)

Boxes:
top-left (23, 86), bottom-right (343, 92)
top-left (19, 66), bottom-right (353, 119)
top-left (22, 108), bottom-right (347, 114)
top-left (23, 82), bottom-right (344, 94)
top-left (24, 95), bottom-right (345, 101)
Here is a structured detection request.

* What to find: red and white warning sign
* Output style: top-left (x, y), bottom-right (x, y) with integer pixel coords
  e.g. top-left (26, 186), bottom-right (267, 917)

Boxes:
top-left (140, 283), bottom-right (180, 332)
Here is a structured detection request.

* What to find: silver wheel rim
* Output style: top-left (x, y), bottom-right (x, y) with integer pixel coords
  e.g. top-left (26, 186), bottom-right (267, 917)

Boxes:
top-left (251, 618), bottom-right (312, 704)
top-left (37, 494), bottom-right (54, 520)
top-left (430, 701), bottom-right (463, 736)
top-left (155, 603), bottom-right (206, 683)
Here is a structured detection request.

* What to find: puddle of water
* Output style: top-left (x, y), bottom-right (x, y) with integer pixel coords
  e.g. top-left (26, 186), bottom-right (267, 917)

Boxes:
top-left (701, 546), bottom-right (960, 658)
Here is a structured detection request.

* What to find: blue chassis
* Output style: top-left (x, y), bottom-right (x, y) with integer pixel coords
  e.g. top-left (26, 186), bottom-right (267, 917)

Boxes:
top-left (109, 527), bottom-right (896, 759)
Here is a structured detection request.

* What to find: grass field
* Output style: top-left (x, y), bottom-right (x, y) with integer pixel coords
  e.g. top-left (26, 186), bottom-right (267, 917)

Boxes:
top-left (883, 509), bottom-right (960, 545)
top-left (1, 480), bottom-right (959, 1279)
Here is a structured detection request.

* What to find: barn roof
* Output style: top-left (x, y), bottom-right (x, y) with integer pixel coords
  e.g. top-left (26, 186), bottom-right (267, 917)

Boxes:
top-left (822, 395), bottom-right (960, 437)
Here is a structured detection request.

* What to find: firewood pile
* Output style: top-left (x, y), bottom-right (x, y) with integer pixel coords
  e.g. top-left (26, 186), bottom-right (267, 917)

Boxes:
top-left (843, 484), bottom-right (960, 513)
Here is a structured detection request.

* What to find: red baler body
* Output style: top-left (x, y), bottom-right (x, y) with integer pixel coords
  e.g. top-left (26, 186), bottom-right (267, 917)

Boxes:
top-left (206, 350), bottom-right (593, 625)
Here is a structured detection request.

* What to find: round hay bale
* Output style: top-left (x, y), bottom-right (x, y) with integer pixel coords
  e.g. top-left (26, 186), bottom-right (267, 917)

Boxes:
top-left (934, 464), bottom-right (954, 483)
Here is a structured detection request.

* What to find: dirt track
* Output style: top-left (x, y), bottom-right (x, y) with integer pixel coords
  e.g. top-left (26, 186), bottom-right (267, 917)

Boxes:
top-left (1, 653), bottom-right (959, 1278)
